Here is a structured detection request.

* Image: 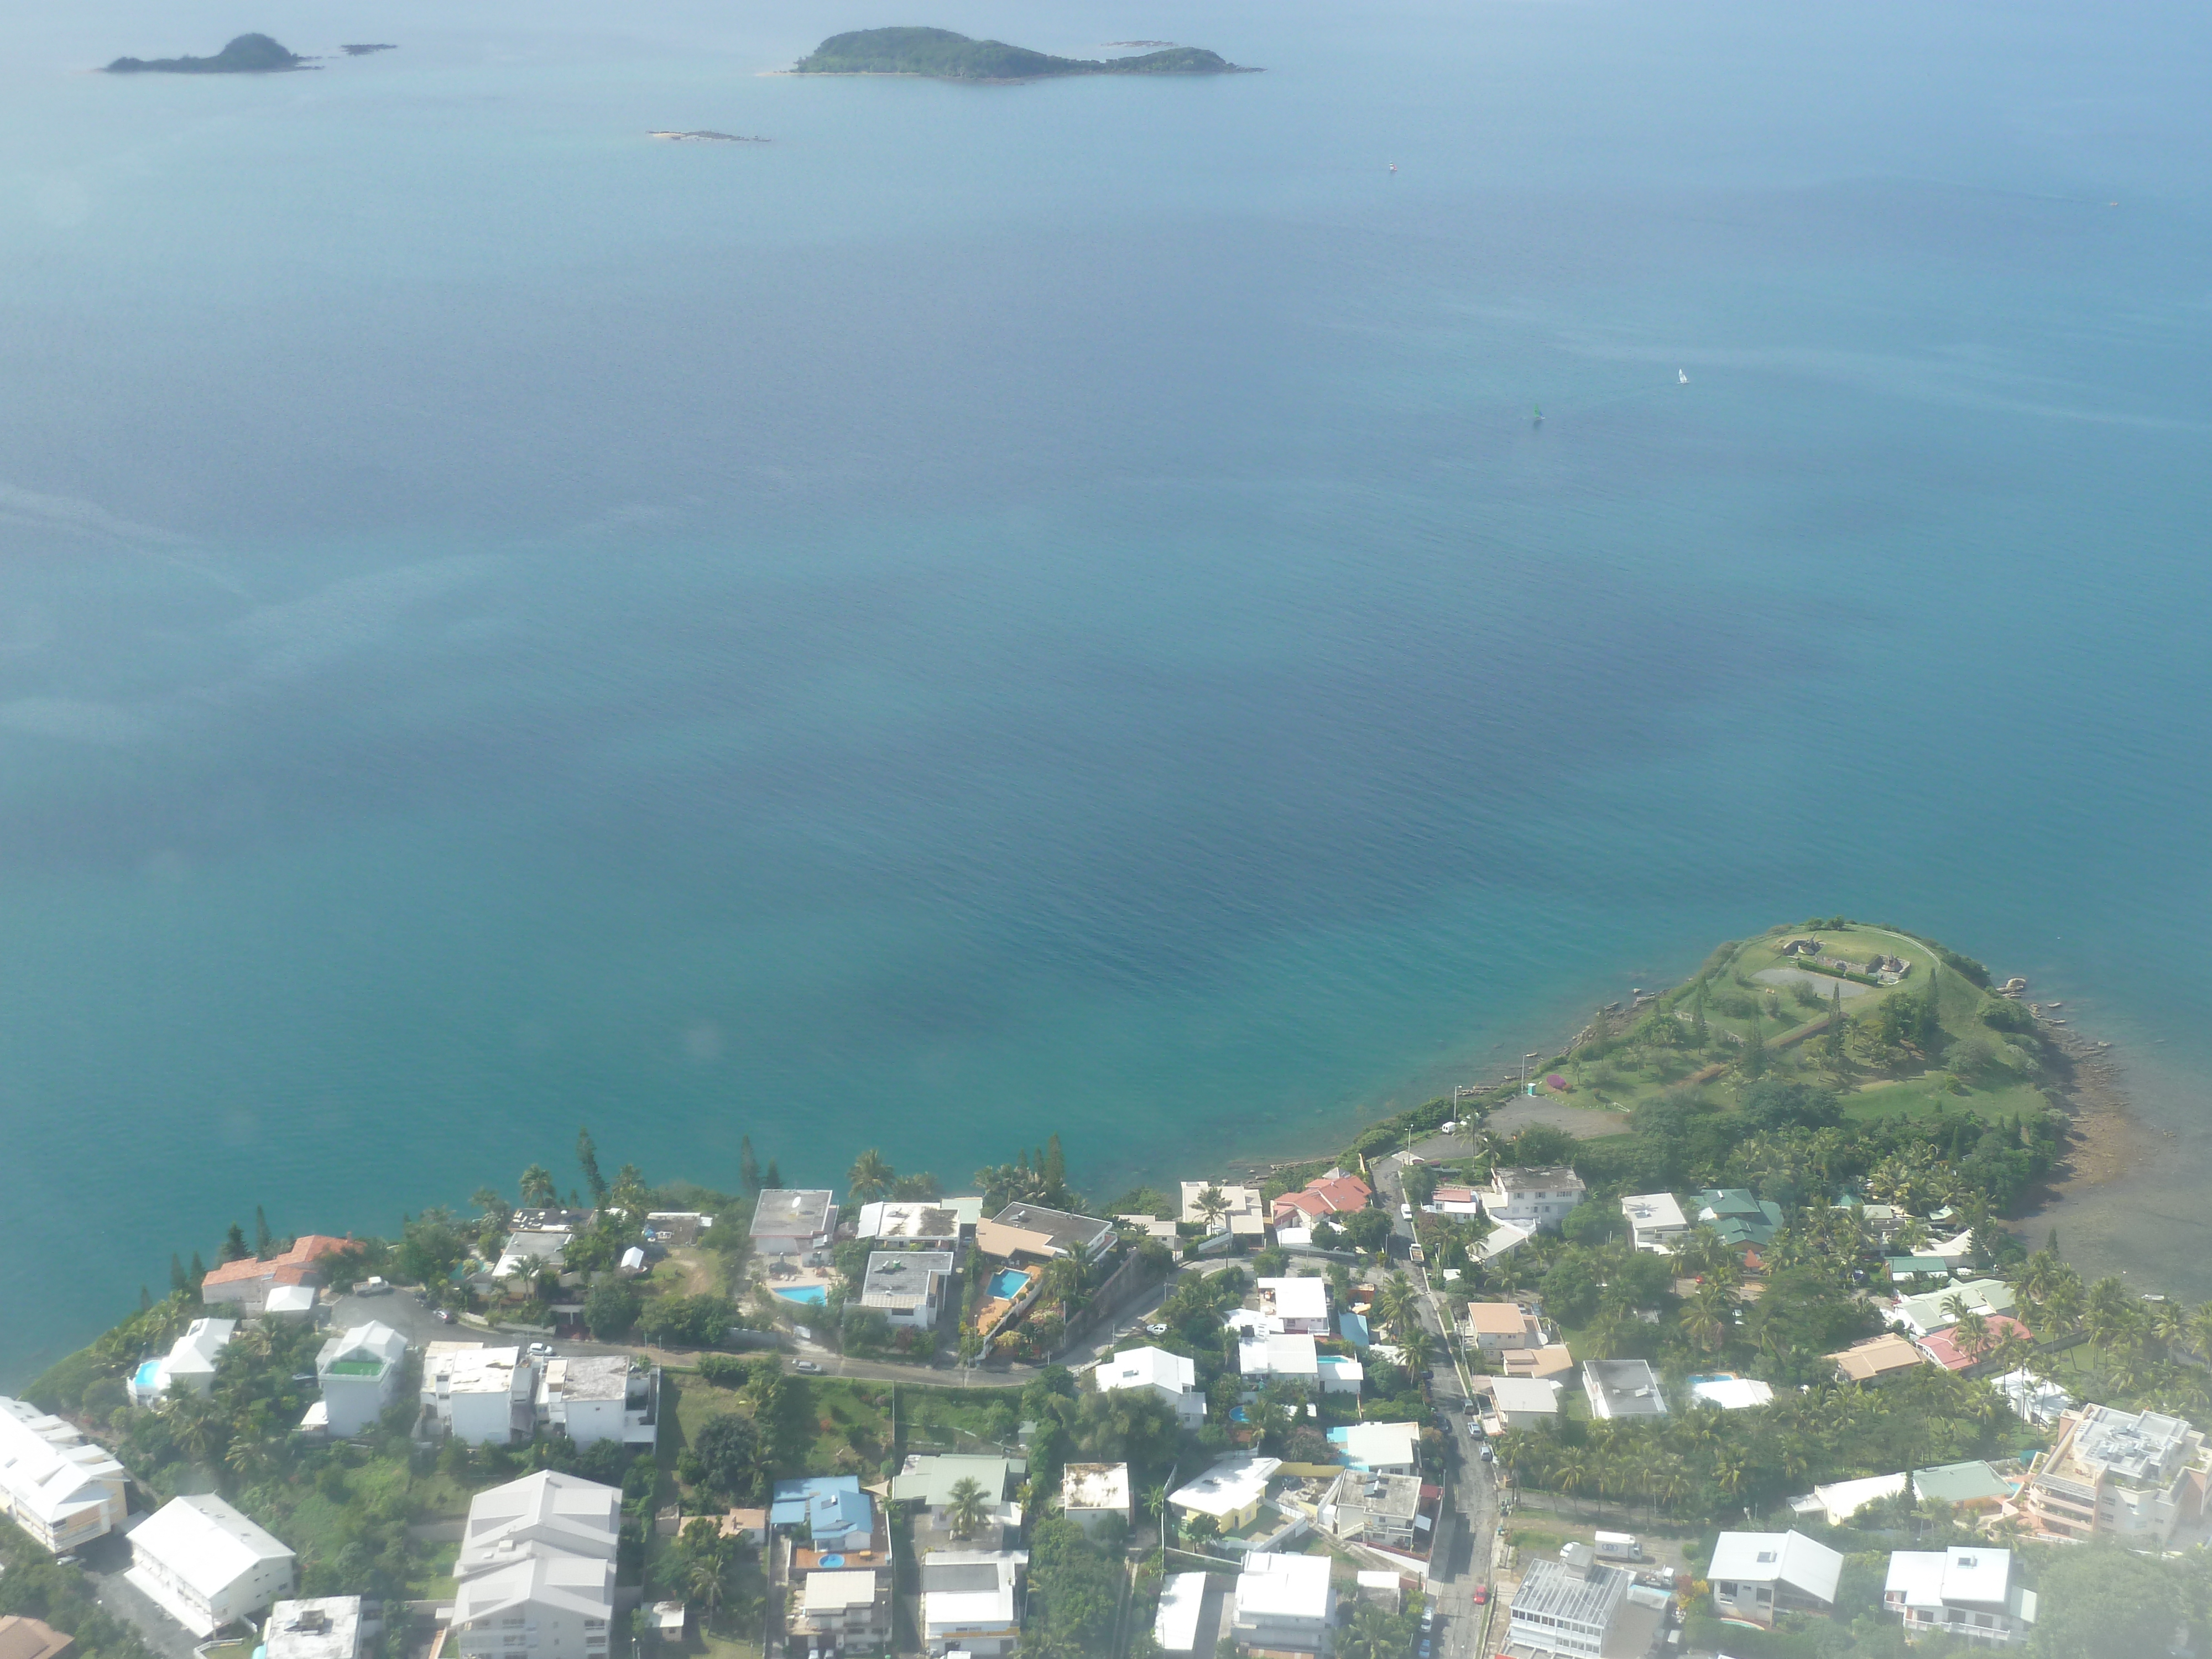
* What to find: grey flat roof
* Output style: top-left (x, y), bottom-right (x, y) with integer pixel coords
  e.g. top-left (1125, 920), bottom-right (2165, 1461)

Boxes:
top-left (990, 1203), bottom-right (1115, 1254)
top-left (750, 1189), bottom-right (837, 1239)
top-left (1511, 1557), bottom-right (1629, 1629)
top-left (863, 1250), bottom-right (954, 1305)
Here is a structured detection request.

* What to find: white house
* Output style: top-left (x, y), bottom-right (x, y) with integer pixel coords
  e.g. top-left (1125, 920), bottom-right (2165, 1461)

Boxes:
top-left (1154, 1573), bottom-right (1208, 1656)
top-left (128, 1318), bottom-right (237, 1407)
top-left (1790, 1473), bottom-right (1907, 1528)
top-left (315, 1323), bottom-right (409, 1438)
top-left (1256, 1277), bottom-right (1331, 1334)
top-left (422, 1343), bottom-right (536, 1445)
top-left (1320, 1470), bottom-right (1425, 1552)
top-left (127, 1494), bottom-right (296, 1637)
top-left (1230, 1552), bottom-right (1335, 1657)
top-left (1708, 1531), bottom-right (1843, 1629)
top-left (1180, 1182), bottom-right (1269, 1239)
top-left (1620, 1193), bottom-right (1690, 1254)
top-left (749, 1188), bottom-right (838, 1262)
top-left (1890, 1279), bottom-right (2015, 1339)
top-left (859, 1250), bottom-right (956, 1329)
top-left (855, 1202), bottom-right (964, 1249)
top-left (0, 1397), bottom-right (129, 1553)
top-left (1991, 1369), bottom-right (2072, 1427)
top-left (1060, 1464), bottom-right (1131, 1537)
top-left (450, 1553), bottom-right (615, 1659)
top-left (1336, 1421), bottom-right (1421, 1475)
top-left (535, 1358), bottom-right (659, 1449)
top-left (1170, 1455), bottom-right (1282, 1533)
top-left (1504, 1545), bottom-right (1667, 1659)
top-left (456, 1472), bottom-right (621, 1577)
top-left (919, 1550), bottom-right (1027, 1656)
top-left (1095, 1346), bottom-right (1204, 1426)
top-left (1583, 1359), bottom-right (1667, 1420)
top-left (1884, 1548), bottom-right (2036, 1645)
top-left (791, 1567), bottom-right (892, 1655)
top-left (1480, 1167), bottom-right (1586, 1232)
top-left (1689, 1376), bottom-right (1774, 1411)
top-left (1479, 1376), bottom-right (1563, 1434)
top-left (1239, 1332), bottom-right (1321, 1391)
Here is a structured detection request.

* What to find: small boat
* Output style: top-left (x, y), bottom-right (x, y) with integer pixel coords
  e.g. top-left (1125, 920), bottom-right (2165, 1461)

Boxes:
top-left (1531, 404), bottom-right (1543, 426)
top-left (1678, 369), bottom-right (1689, 384)
top-left (1389, 163), bottom-right (1397, 173)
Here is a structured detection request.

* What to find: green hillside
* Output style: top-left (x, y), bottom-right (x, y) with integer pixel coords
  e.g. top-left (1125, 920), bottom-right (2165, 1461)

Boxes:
top-left (793, 27), bottom-right (1239, 79)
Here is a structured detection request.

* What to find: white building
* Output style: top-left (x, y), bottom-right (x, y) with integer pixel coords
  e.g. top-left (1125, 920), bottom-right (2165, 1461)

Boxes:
top-left (919, 1550), bottom-right (1027, 1656)
top-left (749, 1189), bottom-right (839, 1262)
top-left (493, 1229), bottom-right (573, 1283)
top-left (1170, 1455), bottom-right (1282, 1533)
top-left (1991, 1369), bottom-right (2072, 1427)
top-left (1890, 1279), bottom-right (2015, 1339)
top-left (1708, 1531), bottom-right (1843, 1629)
top-left (1790, 1473), bottom-right (1907, 1528)
top-left (859, 1250), bottom-right (956, 1329)
top-left (1620, 1193), bottom-right (1690, 1254)
top-left (1320, 1470), bottom-right (1425, 1552)
top-left (0, 1396), bottom-right (129, 1553)
top-left (1884, 1547), bottom-right (2036, 1646)
top-left (128, 1318), bottom-right (238, 1407)
top-left (1583, 1359), bottom-right (1667, 1421)
top-left (535, 1358), bottom-right (659, 1449)
top-left (855, 1202), bottom-right (964, 1249)
top-left (1180, 1182), bottom-right (1269, 1239)
top-left (450, 1553), bottom-right (614, 1659)
top-left (422, 1343), bottom-right (536, 1445)
top-left (1095, 1346), bottom-right (1204, 1426)
top-left (1255, 1277), bottom-right (1331, 1334)
top-left (1060, 1463), bottom-right (1131, 1537)
top-left (2026, 1401), bottom-right (2212, 1543)
top-left (790, 1569), bottom-right (892, 1655)
top-left (1337, 1421), bottom-right (1421, 1475)
top-left (265, 1598), bottom-right (373, 1659)
top-left (1231, 1552), bottom-right (1334, 1657)
top-left (1479, 1375), bottom-right (1563, 1434)
top-left (1689, 1376), bottom-right (1774, 1411)
top-left (1480, 1167), bottom-right (1586, 1232)
top-left (126, 1494), bottom-right (296, 1638)
top-left (315, 1323), bottom-right (409, 1438)
top-left (457, 1472), bottom-right (621, 1576)
top-left (1504, 1545), bottom-right (1667, 1659)
top-left (1238, 1332), bottom-right (1321, 1391)
top-left (1154, 1572), bottom-right (1208, 1656)
top-left (264, 1285), bottom-right (320, 1321)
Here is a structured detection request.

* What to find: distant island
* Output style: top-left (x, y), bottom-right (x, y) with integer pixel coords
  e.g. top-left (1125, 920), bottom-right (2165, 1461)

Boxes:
top-left (650, 131), bottom-right (771, 144)
top-left (340, 43), bottom-right (398, 56)
top-left (105, 33), bottom-right (306, 74)
top-left (791, 26), bottom-right (1248, 80)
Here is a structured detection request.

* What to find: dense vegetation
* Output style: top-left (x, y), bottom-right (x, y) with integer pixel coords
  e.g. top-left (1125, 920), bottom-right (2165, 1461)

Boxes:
top-left (792, 28), bottom-right (1238, 79)
top-left (106, 34), bottom-right (304, 73)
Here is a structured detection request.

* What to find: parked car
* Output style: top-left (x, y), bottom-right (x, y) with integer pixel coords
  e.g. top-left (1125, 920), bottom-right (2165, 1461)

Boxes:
top-left (435, 1308), bottom-right (454, 1323)
top-left (1146, 1322), bottom-right (1169, 1335)
top-left (1420, 1608), bottom-right (1434, 1631)
top-left (792, 1359), bottom-right (823, 1374)
top-left (1471, 1585), bottom-right (1489, 1606)
top-left (528, 1342), bottom-right (553, 1357)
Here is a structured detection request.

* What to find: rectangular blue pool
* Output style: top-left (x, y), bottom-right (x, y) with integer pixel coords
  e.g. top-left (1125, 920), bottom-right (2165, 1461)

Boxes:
top-left (774, 1284), bottom-right (828, 1305)
top-left (988, 1269), bottom-right (1030, 1300)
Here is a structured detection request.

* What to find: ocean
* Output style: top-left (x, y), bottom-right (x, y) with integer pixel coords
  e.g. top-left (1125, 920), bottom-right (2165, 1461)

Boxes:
top-left (3, 0), bottom-right (2210, 1381)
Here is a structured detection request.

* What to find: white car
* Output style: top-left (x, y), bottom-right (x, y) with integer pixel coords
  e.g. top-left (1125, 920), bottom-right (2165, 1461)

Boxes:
top-left (528, 1342), bottom-right (553, 1357)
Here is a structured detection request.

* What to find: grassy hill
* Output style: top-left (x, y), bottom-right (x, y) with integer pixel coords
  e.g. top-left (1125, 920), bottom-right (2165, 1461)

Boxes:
top-left (793, 27), bottom-right (1238, 80)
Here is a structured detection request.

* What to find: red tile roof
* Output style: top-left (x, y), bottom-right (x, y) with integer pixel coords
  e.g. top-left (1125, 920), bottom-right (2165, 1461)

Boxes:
top-left (200, 1233), bottom-right (359, 1288)
top-left (1916, 1314), bottom-right (2033, 1373)
top-left (1271, 1175), bottom-right (1373, 1223)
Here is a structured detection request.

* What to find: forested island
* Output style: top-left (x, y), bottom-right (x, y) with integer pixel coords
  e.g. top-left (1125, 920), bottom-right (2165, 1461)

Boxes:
top-left (791, 27), bottom-right (1246, 80)
top-left (105, 33), bottom-right (305, 74)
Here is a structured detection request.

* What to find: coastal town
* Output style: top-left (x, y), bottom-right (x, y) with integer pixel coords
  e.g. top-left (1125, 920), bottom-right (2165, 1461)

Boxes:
top-left (3, 924), bottom-right (2206, 1659)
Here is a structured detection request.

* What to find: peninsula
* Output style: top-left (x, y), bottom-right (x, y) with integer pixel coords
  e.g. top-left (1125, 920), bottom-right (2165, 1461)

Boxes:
top-left (105, 33), bottom-right (305, 74)
top-left (791, 26), bottom-right (1246, 80)
top-left (7, 918), bottom-right (2198, 1659)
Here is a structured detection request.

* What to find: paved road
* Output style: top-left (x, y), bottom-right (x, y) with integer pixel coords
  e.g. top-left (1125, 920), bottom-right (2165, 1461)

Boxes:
top-left (1369, 1150), bottom-right (1501, 1658)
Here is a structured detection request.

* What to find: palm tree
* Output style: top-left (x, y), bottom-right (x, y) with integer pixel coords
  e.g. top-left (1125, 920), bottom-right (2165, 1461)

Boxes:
top-left (946, 1475), bottom-right (990, 1538)
top-left (847, 1149), bottom-right (896, 1203)
top-left (686, 1541), bottom-right (733, 1627)
top-left (163, 1389), bottom-right (228, 1467)
top-left (1396, 1323), bottom-right (1437, 1378)
top-left (1196, 1186), bottom-right (1231, 1233)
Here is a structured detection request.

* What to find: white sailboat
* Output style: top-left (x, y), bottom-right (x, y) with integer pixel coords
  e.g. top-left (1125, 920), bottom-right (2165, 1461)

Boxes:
top-left (1678, 369), bottom-right (1689, 384)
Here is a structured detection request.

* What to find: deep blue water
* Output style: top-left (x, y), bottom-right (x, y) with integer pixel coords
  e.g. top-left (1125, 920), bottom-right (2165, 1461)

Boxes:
top-left (3, 0), bottom-right (2211, 1380)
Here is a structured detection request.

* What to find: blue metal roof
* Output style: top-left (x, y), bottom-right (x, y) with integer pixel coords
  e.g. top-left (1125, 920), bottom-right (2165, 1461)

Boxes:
top-left (770, 1475), bottom-right (872, 1540)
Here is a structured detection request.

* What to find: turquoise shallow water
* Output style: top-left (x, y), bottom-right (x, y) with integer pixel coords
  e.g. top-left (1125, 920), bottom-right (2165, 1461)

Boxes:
top-left (2, 0), bottom-right (2211, 1380)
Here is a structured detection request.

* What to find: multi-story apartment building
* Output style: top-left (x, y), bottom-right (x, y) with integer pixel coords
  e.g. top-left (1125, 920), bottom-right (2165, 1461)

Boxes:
top-left (2025, 1403), bottom-right (2211, 1544)
top-left (0, 1397), bottom-right (129, 1554)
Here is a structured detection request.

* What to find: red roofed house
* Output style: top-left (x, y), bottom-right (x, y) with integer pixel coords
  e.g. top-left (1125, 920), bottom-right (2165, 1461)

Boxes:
top-left (1915, 1314), bottom-right (2033, 1374)
top-left (200, 1236), bottom-right (360, 1315)
top-left (1271, 1174), bottom-right (1374, 1228)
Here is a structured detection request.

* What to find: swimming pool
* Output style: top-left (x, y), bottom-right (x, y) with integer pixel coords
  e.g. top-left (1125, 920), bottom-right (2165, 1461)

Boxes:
top-left (774, 1284), bottom-right (828, 1306)
top-left (988, 1269), bottom-right (1030, 1301)
top-left (133, 1358), bottom-right (161, 1391)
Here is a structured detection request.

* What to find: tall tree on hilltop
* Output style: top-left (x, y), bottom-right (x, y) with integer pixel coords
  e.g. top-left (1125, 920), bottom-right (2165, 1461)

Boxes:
top-left (1042, 1134), bottom-right (1067, 1198)
top-left (576, 1125), bottom-right (608, 1202)
top-left (218, 1222), bottom-right (250, 1263)
top-left (518, 1164), bottom-right (558, 1207)
top-left (253, 1206), bottom-right (274, 1259)
top-left (188, 1251), bottom-right (207, 1290)
top-left (170, 1254), bottom-right (190, 1295)
top-left (739, 1135), bottom-right (761, 1197)
top-left (762, 1159), bottom-right (782, 1191)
